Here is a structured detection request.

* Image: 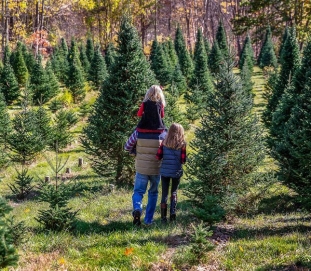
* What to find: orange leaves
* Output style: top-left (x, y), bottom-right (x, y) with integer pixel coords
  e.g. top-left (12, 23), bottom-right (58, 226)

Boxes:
top-left (124, 247), bottom-right (134, 256)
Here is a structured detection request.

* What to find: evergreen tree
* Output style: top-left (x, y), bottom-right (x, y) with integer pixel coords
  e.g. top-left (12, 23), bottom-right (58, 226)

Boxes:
top-left (0, 91), bottom-right (12, 149)
top-left (240, 60), bottom-right (254, 95)
top-left (2, 45), bottom-right (11, 65)
top-left (105, 42), bottom-right (117, 72)
top-left (268, 39), bottom-right (311, 202)
top-left (258, 26), bottom-right (278, 69)
top-left (49, 109), bottom-right (74, 151)
top-left (0, 91), bottom-right (11, 167)
top-left (171, 63), bottom-right (187, 94)
top-left (89, 46), bottom-right (108, 90)
top-left (8, 167), bottom-right (35, 200)
top-left (216, 21), bottom-right (229, 57)
top-left (174, 25), bottom-right (194, 81)
top-left (86, 37), bottom-right (95, 63)
top-left (79, 44), bottom-right (90, 75)
top-left (60, 37), bottom-right (69, 56)
top-left (185, 56), bottom-right (265, 223)
top-left (239, 35), bottom-right (255, 71)
top-left (278, 27), bottom-right (289, 61)
top-left (7, 93), bottom-right (45, 164)
top-left (186, 28), bottom-right (214, 120)
top-left (149, 39), bottom-right (159, 70)
top-left (150, 43), bottom-right (172, 86)
top-left (279, 76), bottom-right (311, 208)
top-left (66, 40), bottom-right (85, 103)
top-left (208, 42), bottom-right (223, 75)
top-left (36, 150), bottom-right (78, 231)
top-left (51, 40), bottom-right (69, 83)
top-left (167, 39), bottom-right (178, 68)
top-left (82, 16), bottom-right (157, 183)
top-left (11, 42), bottom-right (29, 86)
top-left (20, 43), bottom-right (36, 73)
top-left (30, 55), bottom-right (51, 104)
top-left (0, 60), bottom-right (19, 105)
top-left (162, 41), bottom-right (173, 71)
top-left (0, 197), bottom-right (19, 269)
top-left (45, 61), bottom-right (59, 98)
top-left (263, 27), bottom-right (300, 128)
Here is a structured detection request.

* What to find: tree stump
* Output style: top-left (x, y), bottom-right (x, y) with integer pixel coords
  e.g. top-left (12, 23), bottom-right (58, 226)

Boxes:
top-left (45, 176), bottom-right (50, 182)
top-left (78, 158), bottom-right (83, 167)
top-left (65, 168), bottom-right (71, 174)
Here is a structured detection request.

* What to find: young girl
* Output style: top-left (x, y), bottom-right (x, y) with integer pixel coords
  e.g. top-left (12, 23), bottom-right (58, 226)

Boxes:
top-left (156, 123), bottom-right (186, 222)
top-left (136, 85), bottom-right (166, 133)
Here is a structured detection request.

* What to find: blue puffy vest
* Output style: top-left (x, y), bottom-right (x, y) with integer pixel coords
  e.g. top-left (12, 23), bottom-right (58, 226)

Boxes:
top-left (160, 146), bottom-right (183, 178)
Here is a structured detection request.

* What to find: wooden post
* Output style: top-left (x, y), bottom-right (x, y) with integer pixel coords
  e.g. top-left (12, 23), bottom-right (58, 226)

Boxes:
top-left (78, 158), bottom-right (83, 167)
top-left (45, 176), bottom-right (50, 182)
top-left (65, 168), bottom-right (71, 174)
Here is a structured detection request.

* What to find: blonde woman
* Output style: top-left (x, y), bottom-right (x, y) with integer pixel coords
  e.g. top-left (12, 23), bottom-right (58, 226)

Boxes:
top-left (156, 123), bottom-right (187, 222)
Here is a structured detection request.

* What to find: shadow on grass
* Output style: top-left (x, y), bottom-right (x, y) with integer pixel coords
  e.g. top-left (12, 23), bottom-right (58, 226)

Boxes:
top-left (256, 262), bottom-right (311, 271)
top-left (233, 223), bottom-right (311, 240)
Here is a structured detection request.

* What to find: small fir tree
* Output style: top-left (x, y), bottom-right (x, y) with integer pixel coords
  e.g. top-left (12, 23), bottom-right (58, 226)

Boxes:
top-left (36, 149), bottom-right (78, 231)
top-left (174, 25), bottom-right (194, 81)
top-left (215, 21), bottom-right (229, 57)
top-left (0, 197), bottom-right (19, 269)
top-left (258, 26), bottom-right (278, 69)
top-left (89, 46), bottom-right (108, 90)
top-left (11, 42), bottom-right (29, 86)
top-left (20, 43), bottom-right (36, 73)
top-left (30, 55), bottom-right (51, 104)
top-left (167, 39), bottom-right (178, 68)
top-left (81, 16), bottom-right (157, 183)
top-left (2, 45), bottom-right (11, 65)
top-left (66, 60), bottom-right (85, 103)
top-left (45, 61), bottom-right (60, 98)
top-left (7, 92), bottom-right (46, 164)
top-left (208, 42), bottom-right (223, 75)
top-left (0, 60), bottom-right (19, 105)
top-left (240, 60), bottom-right (254, 95)
top-left (185, 55), bottom-right (265, 223)
top-left (86, 37), bottom-right (95, 63)
top-left (150, 43), bottom-right (172, 86)
top-left (79, 44), bottom-right (91, 75)
top-left (105, 42), bottom-right (117, 72)
top-left (49, 109), bottom-right (76, 151)
top-left (8, 167), bottom-right (35, 200)
top-left (171, 63), bottom-right (187, 94)
top-left (149, 40), bottom-right (159, 70)
top-left (239, 35), bottom-right (255, 71)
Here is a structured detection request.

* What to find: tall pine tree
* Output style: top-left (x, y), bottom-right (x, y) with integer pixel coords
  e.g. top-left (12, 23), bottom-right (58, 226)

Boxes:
top-left (174, 25), bottom-right (193, 82)
top-left (239, 35), bottom-right (255, 71)
top-left (186, 28), bottom-right (214, 121)
top-left (11, 42), bottom-right (29, 86)
top-left (208, 42), bottom-right (223, 75)
top-left (82, 16), bottom-right (157, 183)
top-left (185, 55), bottom-right (265, 223)
top-left (263, 27), bottom-right (300, 129)
top-left (86, 37), bottom-right (95, 64)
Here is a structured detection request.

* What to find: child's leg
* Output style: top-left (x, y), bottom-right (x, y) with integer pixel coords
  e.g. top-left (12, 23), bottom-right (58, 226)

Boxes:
top-left (160, 176), bottom-right (170, 222)
top-left (170, 178), bottom-right (180, 220)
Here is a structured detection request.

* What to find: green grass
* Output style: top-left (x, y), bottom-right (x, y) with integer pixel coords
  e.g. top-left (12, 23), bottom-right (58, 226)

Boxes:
top-left (2, 66), bottom-right (311, 270)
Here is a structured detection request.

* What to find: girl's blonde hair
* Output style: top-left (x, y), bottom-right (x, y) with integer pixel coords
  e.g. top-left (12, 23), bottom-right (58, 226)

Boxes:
top-left (163, 123), bottom-right (186, 150)
top-left (143, 85), bottom-right (166, 107)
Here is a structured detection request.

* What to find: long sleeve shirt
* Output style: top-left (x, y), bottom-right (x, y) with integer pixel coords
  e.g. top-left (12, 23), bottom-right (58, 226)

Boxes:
top-left (124, 130), bottom-right (138, 152)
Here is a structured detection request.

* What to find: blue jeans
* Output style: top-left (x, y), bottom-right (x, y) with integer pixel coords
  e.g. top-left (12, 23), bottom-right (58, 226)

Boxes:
top-left (132, 172), bottom-right (160, 224)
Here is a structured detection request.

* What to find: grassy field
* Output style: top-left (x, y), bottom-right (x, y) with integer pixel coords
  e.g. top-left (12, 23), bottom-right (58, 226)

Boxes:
top-left (1, 67), bottom-right (311, 271)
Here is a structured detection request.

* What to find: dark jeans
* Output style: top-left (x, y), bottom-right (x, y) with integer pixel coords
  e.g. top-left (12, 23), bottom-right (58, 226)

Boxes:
top-left (161, 176), bottom-right (180, 215)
